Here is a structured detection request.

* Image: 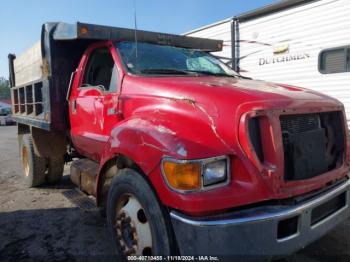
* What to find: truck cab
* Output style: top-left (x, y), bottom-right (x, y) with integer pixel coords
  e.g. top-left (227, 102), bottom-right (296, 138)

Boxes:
top-left (8, 22), bottom-right (350, 259)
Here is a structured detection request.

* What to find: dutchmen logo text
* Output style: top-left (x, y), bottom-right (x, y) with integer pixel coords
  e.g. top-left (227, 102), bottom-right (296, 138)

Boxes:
top-left (259, 53), bottom-right (310, 66)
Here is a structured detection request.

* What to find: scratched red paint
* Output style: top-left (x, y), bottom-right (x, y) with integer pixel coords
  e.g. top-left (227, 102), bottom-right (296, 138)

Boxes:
top-left (69, 41), bottom-right (350, 216)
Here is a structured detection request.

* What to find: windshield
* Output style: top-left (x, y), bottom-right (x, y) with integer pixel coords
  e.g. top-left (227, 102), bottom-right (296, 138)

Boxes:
top-left (116, 41), bottom-right (238, 77)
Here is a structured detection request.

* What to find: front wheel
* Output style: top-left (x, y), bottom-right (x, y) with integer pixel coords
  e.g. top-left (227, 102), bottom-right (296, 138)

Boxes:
top-left (107, 168), bottom-right (174, 259)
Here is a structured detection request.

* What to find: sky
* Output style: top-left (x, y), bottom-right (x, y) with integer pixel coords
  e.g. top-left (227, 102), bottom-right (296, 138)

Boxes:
top-left (0, 0), bottom-right (277, 78)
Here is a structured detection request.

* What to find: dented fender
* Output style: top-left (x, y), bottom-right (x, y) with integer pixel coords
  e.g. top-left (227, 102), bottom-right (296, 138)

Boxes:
top-left (95, 97), bottom-right (237, 205)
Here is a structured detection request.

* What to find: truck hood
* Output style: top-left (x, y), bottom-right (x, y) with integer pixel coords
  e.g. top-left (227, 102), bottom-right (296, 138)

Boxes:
top-left (124, 74), bottom-right (344, 162)
top-left (137, 76), bottom-right (339, 106)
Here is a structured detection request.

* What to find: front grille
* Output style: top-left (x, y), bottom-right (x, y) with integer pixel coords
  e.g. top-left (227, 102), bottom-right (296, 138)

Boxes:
top-left (280, 111), bottom-right (344, 181)
top-left (281, 114), bottom-right (320, 134)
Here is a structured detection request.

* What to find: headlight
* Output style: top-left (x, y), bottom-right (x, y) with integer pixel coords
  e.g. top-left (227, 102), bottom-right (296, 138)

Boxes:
top-left (162, 156), bottom-right (229, 192)
top-left (203, 159), bottom-right (227, 186)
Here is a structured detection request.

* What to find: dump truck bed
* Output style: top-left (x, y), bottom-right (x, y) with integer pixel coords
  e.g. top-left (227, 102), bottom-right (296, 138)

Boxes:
top-left (9, 22), bottom-right (223, 131)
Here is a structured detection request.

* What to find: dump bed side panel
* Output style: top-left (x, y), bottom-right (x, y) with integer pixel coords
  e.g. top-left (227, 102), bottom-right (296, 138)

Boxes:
top-left (13, 42), bottom-right (43, 87)
top-left (10, 39), bottom-right (53, 130)
top-left (11, 79), bottom-right (51, 130)
top-left (10, 24), bottom-right (68, 132)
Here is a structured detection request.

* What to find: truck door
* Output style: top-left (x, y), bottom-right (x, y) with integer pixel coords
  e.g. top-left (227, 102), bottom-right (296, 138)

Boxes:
top-left (70, 45), bottom-right (121, 161)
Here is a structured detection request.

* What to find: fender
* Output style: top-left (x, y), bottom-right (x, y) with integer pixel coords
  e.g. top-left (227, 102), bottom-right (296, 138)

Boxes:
top-left (95, 98), bottom-right (237, 205)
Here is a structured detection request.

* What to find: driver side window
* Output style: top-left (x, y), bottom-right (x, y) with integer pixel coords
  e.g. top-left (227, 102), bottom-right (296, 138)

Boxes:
top-left (82, 47), bottom-right (117, 92)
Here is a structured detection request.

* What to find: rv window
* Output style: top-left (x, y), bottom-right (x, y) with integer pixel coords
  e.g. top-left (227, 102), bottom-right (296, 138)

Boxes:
top-left (319, 47), bottom-right (349, 74)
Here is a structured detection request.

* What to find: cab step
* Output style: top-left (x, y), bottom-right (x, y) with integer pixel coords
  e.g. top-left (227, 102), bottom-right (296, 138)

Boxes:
top-left (70, 158), bottom-right (98, 196)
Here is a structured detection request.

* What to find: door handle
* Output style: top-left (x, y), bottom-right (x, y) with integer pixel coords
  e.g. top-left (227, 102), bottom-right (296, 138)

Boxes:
top-left (72, 99), bottom-right (77, 114)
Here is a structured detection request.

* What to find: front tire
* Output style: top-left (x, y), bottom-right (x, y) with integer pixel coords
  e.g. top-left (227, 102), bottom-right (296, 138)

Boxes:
top-left (20, 134), bottom-right (46, 187)
top-left (107, 168), bottom-right (174, 259)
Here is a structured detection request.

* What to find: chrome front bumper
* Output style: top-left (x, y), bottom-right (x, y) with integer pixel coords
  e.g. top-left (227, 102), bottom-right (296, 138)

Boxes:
top-left (170, 179), bottom-right (350, 258)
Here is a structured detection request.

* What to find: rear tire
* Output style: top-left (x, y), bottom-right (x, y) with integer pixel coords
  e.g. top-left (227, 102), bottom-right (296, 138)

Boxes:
top-left (107, 168), bottom-right (174, 260)
top-left (46, 155), bottom-right (64, 184)
top-left (20, 134), bottom-right (46, 187)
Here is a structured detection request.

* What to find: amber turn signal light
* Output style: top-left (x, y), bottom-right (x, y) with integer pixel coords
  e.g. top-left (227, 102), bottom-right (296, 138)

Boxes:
top-left (162, 161), bottom-right (201, 191)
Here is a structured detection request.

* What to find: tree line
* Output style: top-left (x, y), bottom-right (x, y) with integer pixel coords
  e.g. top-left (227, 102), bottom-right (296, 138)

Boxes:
top-left (0, 77), bottom-right (10, 100)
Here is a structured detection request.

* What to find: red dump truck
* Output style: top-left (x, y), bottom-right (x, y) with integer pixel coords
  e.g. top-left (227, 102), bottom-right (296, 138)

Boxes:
top-left (8, 22), bottom-right (350, 259)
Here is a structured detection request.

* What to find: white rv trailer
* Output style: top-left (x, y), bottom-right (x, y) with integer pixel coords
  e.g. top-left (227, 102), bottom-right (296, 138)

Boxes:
top-left (185, 0), bottom-right (350, 126)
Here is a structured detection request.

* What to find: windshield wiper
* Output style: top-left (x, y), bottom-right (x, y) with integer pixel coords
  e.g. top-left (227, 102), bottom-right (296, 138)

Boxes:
top-left (140, 68), bottom-right (198, 75)
top-left (186, 70), bottom-right (235, 77)
top-left (139, 68), bottom-right (240, 78)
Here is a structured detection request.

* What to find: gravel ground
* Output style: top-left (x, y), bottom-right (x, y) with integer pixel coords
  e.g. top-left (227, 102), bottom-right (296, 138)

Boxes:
top-left (0, 125), bottom-right (350, 261)
top-left (0, 126), bottom-right (114, 261)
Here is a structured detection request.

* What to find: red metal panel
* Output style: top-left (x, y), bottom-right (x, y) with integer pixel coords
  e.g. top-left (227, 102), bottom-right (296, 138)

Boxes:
top-left (69, 41), bottom-right (350, 215)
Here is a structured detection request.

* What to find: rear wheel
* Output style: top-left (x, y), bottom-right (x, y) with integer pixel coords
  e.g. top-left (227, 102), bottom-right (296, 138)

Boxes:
top-left (20, 134), bottom-right (46, 187)
top-left (107, 168), bottom-right (174, 259)
top-left (46, 155), bottom-right (64, 184)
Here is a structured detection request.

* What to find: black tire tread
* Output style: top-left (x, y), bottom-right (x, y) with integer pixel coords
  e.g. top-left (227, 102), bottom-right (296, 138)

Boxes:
top-left (21, 134), bottom-right (46, 187)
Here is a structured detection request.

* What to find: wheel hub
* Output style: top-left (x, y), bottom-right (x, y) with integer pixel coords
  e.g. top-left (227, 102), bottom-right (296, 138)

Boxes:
top-left (22, 147), bottom-right (29, 177)
top-left (115, 194), bottom-right (153, 256)
top-left (116, 211), bottom-right (138, 255)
